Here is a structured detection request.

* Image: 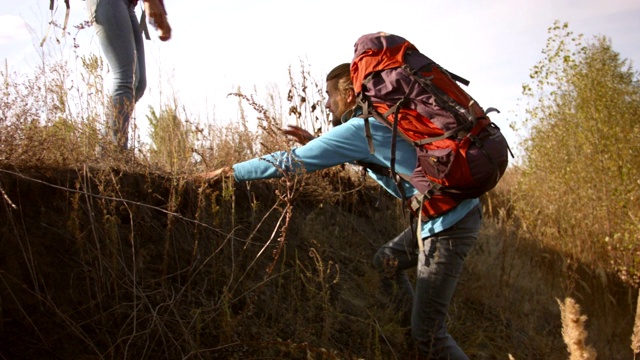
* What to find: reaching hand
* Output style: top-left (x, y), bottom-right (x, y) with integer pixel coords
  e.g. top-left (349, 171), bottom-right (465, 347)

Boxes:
top-left (195, 166), bottom-right (234, 182)
top-left (282, 125), bottom-right (315, 145)
top-left (144, 0), bottom-right (171, 41)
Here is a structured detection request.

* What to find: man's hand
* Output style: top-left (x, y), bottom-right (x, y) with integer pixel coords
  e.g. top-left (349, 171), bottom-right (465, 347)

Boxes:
top-left (144, 0), bottom-right (171, 41)
top-left (282, 125), bottom-right (315, 145)
top-left (195, 166), bottom-right (234, 182)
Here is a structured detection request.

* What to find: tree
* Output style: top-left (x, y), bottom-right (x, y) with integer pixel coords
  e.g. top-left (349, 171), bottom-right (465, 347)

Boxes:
top-left (147, 101), bottom-right (194, 172)
top-left (515, 21), bottom-right (640, 285)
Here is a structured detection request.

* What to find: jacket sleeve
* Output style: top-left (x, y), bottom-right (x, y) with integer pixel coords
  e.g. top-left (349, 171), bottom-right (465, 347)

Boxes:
top-left (233, 120), bottom-right (374, 182)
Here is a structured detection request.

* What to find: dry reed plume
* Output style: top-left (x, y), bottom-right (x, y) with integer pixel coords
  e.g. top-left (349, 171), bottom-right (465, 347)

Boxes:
top-left (632, 289), bottom-right (640, 357)
top-left (558, 297), bottom-right (597, 360)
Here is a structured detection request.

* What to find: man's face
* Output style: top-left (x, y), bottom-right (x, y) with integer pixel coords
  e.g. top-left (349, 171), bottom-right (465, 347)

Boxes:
top-left (325, 78), bottom-right (353, 127)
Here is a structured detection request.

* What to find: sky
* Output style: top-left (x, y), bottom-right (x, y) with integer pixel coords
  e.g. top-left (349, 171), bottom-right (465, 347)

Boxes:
top-left (1, 0), bottom-right (640, 157)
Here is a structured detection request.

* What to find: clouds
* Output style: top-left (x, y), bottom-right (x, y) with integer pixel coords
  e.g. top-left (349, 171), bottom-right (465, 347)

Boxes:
top-left (135, 0), bottom-right (640, 147)
top-left (0, 14), bottom-right (37, 69)
top-left (2, 0), bottom-right (639, 151)
top-left (0, 15), bottom-right (30, 45)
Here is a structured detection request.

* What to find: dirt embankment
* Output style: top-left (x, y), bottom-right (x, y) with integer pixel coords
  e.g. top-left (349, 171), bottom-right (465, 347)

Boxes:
top-left (0, 166), bottom-right (635, 359)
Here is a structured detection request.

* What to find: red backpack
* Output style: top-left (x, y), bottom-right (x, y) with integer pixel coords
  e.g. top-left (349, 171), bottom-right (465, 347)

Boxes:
top-left (350, 32), bottom-right (511, 220)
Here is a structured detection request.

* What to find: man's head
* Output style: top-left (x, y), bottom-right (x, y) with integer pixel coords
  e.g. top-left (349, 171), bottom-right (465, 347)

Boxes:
top-left (325, 63), bottom-right (355, 127)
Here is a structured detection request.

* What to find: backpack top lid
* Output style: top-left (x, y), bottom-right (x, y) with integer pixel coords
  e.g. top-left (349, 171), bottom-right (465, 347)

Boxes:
top-left (351, 32), bottom-right (435, 94)
top-left (353, 32), bottom-right (405, 57)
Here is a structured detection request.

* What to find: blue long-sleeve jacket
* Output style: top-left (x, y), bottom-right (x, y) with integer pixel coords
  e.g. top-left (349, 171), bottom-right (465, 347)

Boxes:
top-left (233, 116), bottom-right (480, 237)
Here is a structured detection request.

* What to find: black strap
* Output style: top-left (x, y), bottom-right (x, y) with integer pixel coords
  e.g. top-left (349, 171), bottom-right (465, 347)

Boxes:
top-left (356, 93), bottom-right (411, 202)
top-left (448, 71), bottom-right (470, 87)
top-left (357, 95), bottom-right (376, 155)
top-left (356, 161), bottom-right (391, 177)
top-left (411, 63), bottom-right (470, 87)
top-left (40, 0), bottom-right (70, 47)
top-left (413, 119), bottom-right (476, 146)
top-left (363, 118), bottom-right (374, 154)
top-left (139, 10), bottom-right (151, 40)
top-left (62, 0), bottom-right (70, 32)
top-left (388, 96), bottom-right (412, 205)
top-left (389, 100), bottom-right (402, 182)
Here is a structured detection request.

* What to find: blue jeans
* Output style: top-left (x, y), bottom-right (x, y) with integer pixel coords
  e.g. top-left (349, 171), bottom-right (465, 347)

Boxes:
top-left (87, 0), bottom-right (146, 150)
top-left (373, 205), bottom-right (482, 359)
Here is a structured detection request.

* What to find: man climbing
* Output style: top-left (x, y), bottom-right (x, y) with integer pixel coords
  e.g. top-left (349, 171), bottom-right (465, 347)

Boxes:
top-left (200, 60), bottom-right (482, 359)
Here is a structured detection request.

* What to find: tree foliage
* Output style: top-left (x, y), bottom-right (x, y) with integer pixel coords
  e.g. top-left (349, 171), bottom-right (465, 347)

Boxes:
top-left (147, 101), bottom-right (194, 172)
top-left (515, 21), bottom-right (640, 285)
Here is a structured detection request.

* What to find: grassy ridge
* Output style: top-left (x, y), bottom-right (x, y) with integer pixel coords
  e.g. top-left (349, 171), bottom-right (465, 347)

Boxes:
top-left (0, 42), bottom-right (638, 359)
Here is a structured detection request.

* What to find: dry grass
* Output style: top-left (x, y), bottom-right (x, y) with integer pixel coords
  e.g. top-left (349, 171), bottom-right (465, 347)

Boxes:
top-left (0, 40), bottom-right (638, 359)
top-left (558, 297), bottom-right (597, 360)
top-left (633, 289), bottom-right (640, 358)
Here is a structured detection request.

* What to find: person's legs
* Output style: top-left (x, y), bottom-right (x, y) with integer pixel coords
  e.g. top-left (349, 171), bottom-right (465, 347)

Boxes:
top-left (92, 0), bottom-right (145, 150)
top-left (412, 205), bottom-right (482, 360)
top-left (131, 8), bottom-right (146, 104)
top-left (373, 225), bottom-right (419, 327)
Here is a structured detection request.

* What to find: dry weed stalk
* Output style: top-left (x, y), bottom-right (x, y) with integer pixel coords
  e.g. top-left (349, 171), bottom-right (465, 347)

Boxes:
top-left (632, 288), bottom-right (640, 357)
top-left (557, 297), bottom-right (597, 360)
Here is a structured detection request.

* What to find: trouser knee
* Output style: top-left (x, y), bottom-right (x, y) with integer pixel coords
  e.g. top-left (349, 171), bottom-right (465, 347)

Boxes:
top-left (373, 248), bottom-right (401, 277)
top-left (372, 247), bottom-right (386, 270)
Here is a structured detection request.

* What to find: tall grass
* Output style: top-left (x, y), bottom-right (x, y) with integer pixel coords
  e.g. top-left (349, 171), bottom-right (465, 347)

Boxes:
top-left (0, 39), bottom-right (638, 359)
